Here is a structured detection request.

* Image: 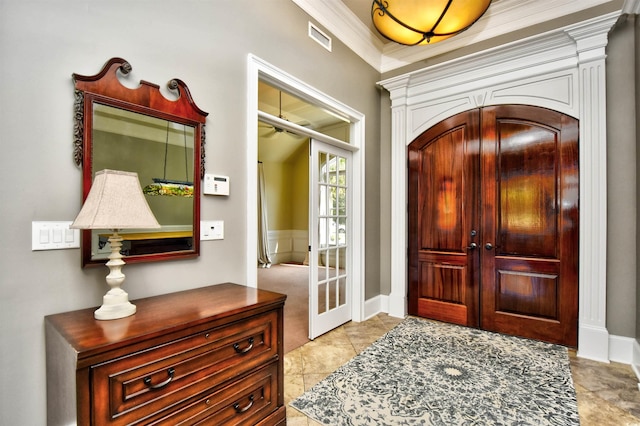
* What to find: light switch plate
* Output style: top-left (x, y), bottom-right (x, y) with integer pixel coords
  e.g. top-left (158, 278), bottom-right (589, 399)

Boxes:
top-left (201, 220), bottom-right (224, 240)
top-left (32, 221), bottom-right (80, 250)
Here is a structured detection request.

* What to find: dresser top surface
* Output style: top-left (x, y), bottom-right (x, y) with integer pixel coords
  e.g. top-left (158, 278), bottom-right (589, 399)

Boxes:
top-left (45, 283), bottom-right (286, 358)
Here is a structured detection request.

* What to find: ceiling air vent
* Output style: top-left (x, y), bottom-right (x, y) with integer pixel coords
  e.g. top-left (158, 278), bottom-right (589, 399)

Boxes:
top-left (308, 22), bottom-right (332, 52)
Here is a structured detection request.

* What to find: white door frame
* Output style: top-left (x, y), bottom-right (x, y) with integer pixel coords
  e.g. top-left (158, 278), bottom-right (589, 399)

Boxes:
top-left (378, 12), bottom-right (619, 363)
top-left (246, 54), bottom-right (366, 324)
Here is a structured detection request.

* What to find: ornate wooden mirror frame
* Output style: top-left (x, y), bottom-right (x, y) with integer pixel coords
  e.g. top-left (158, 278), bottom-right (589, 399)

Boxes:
top-left (73, 57), bottom-right (208, 267)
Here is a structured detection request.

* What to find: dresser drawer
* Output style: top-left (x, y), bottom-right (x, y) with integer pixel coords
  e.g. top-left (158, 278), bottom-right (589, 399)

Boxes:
top-left (148, 361), bottom-right (280, 425)
top-left (91, 310), bottom-right (279, 425)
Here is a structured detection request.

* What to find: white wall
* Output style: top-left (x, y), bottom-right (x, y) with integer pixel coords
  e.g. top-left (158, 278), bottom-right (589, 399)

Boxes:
top-left (0, 1), bottom-right (381, 424)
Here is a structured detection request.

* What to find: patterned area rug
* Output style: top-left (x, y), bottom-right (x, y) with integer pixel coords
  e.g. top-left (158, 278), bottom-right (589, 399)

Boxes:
top-left (290, 317), bottom-right (579, 425)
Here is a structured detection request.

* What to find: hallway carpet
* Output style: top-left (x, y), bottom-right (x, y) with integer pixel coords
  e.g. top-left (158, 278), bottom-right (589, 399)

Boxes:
top-left (258, 263), bottom-right (310, 353)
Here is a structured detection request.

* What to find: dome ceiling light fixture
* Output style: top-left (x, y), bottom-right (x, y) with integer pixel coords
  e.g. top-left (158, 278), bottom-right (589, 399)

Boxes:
top-left (371, 0), bottom-right (492, 46)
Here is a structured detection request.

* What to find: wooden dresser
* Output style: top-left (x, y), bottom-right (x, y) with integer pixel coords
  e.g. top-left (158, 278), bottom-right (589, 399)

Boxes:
top-left (45, 283), bottom-right (286, 425)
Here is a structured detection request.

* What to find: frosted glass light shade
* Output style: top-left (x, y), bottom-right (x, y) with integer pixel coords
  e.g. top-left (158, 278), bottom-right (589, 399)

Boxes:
top-left (372, 0), bottom-right (491, 45)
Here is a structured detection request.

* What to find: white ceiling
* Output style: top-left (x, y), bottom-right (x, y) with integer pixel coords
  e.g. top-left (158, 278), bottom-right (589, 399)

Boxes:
top-left (292, 0), bottom-right (622, 73)
top-left (259, 0), bottom-right (631, 162)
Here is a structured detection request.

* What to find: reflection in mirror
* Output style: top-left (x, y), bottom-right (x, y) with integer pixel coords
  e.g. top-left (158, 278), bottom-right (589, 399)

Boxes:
top-left (90, 103), bottom-right (195, 261)
top-left (73, 57), bottom-right (208, 267)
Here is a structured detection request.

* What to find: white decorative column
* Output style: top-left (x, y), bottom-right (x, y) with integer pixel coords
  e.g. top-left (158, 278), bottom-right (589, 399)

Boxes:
top-left (385, 79), bottom-right (410, 318)
top-left (379, 11), bottom-right (620, 360)
top-left (567, 16), bottom-right (618, 362)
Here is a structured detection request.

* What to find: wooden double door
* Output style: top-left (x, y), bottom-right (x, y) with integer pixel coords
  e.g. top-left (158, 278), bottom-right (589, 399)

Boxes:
top-left (408, 105), bottom-right (579, 347)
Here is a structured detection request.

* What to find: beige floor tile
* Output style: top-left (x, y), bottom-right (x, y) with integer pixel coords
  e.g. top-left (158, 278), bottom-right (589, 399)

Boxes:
top-left (284, 347), bottom-right (304, 375)
top-left (284, 415), bottom-right (311, 426)
top-left (377, 313), bottom-right (405, 329)
top-left (284, 374), bottom-right (305, 408)
top-left (313, 325), bottom-right (351, 345)
top-left (300, 342), bottom-right (356, 374)
top-left (576, 387), bottom-right (640, 426)
top-left (303, 372), bottom-right (331, 391)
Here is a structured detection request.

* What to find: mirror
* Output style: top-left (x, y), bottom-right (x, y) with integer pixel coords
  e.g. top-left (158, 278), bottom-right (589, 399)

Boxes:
top-left (73, 58), bottom-right (208, 267)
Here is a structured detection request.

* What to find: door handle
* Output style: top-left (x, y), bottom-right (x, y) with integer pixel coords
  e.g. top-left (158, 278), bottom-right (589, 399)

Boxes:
top-left (467, 242), bottom-right (478, 250)
top-left (485, 243), bottom-right (494, 250)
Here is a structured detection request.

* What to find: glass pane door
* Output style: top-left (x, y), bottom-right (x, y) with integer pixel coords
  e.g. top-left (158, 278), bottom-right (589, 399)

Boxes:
top-left (309, 140), bottom-right (352, 339)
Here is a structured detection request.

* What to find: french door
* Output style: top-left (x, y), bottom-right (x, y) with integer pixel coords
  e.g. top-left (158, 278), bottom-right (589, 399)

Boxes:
top-left (309, 140), bottom-right (352, 339)
top-left (408, 105), bottom-right (579, 347)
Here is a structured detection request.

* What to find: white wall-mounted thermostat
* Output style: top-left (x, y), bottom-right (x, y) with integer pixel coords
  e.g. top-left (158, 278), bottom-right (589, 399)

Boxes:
top-left (204, 174), bottom-right (230, 196)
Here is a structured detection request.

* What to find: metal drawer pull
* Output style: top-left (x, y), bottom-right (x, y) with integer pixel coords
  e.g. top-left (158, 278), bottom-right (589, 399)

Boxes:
top-left (233, 394), bottom-right (255, 413)
top-left (143, 367), bottom-right (175, 389)
top-left (233, 337), bottom-right (254, 354)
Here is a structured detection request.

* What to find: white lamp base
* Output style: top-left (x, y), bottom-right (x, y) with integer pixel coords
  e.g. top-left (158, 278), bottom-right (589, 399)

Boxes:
top-left (95, 232), bottom-right (137, 321)
top-left (95, 288), bottom-right (137, 320)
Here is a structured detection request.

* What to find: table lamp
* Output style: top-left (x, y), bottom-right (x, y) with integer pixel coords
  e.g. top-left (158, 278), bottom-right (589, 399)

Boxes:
top-left (71, 169), bottom-right (160, 320)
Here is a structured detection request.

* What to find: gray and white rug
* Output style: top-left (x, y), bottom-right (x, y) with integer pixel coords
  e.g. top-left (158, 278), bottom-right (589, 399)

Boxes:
top-left (290, 317), bottom-right (579, 425)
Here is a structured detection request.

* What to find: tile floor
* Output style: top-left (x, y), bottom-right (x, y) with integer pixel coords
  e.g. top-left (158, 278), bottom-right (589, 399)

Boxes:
top-left (284, 314), bottom-right (640, 425)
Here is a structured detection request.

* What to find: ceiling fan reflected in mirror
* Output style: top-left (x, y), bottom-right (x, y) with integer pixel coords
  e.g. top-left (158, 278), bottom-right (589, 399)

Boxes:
top-left (259, 91), bottom-right (311, 139)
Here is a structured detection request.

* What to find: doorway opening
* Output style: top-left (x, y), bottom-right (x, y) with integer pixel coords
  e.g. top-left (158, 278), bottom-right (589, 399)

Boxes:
top-left (247, 56), bottom-right (365, 353)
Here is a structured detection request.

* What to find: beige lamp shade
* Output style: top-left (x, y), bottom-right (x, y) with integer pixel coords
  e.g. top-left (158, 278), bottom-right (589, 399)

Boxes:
top-left (71, 169), bottom-right (160, 320)
top-left (71, 169), bottom-right (160, 230)
top-left (371, 0), bottom-right (491, 45)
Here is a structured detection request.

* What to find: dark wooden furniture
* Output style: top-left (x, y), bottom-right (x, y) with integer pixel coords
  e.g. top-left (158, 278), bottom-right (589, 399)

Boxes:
top-left (45, 283), bottom-right (286, 425)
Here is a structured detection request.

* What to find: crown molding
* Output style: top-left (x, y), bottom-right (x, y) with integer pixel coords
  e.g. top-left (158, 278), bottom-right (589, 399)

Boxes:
top-left (291, 0), bottom-right (623, 74)
top-left (379, 11), bottom-right (620, 95)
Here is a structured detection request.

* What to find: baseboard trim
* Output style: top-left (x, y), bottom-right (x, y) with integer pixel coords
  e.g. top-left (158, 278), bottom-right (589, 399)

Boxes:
top-left (387, 291), bottom-right (407, 319)
top-left (267, 229), bottom-right (308, 264)
top-left (363, 294), bottom-right (387, 321)
top-left (577, 324), bottom-right (610, 363)
top-left (610, 335), bottom-right (640, 390)
top-left (609, 334), bottom-right (635, 364)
